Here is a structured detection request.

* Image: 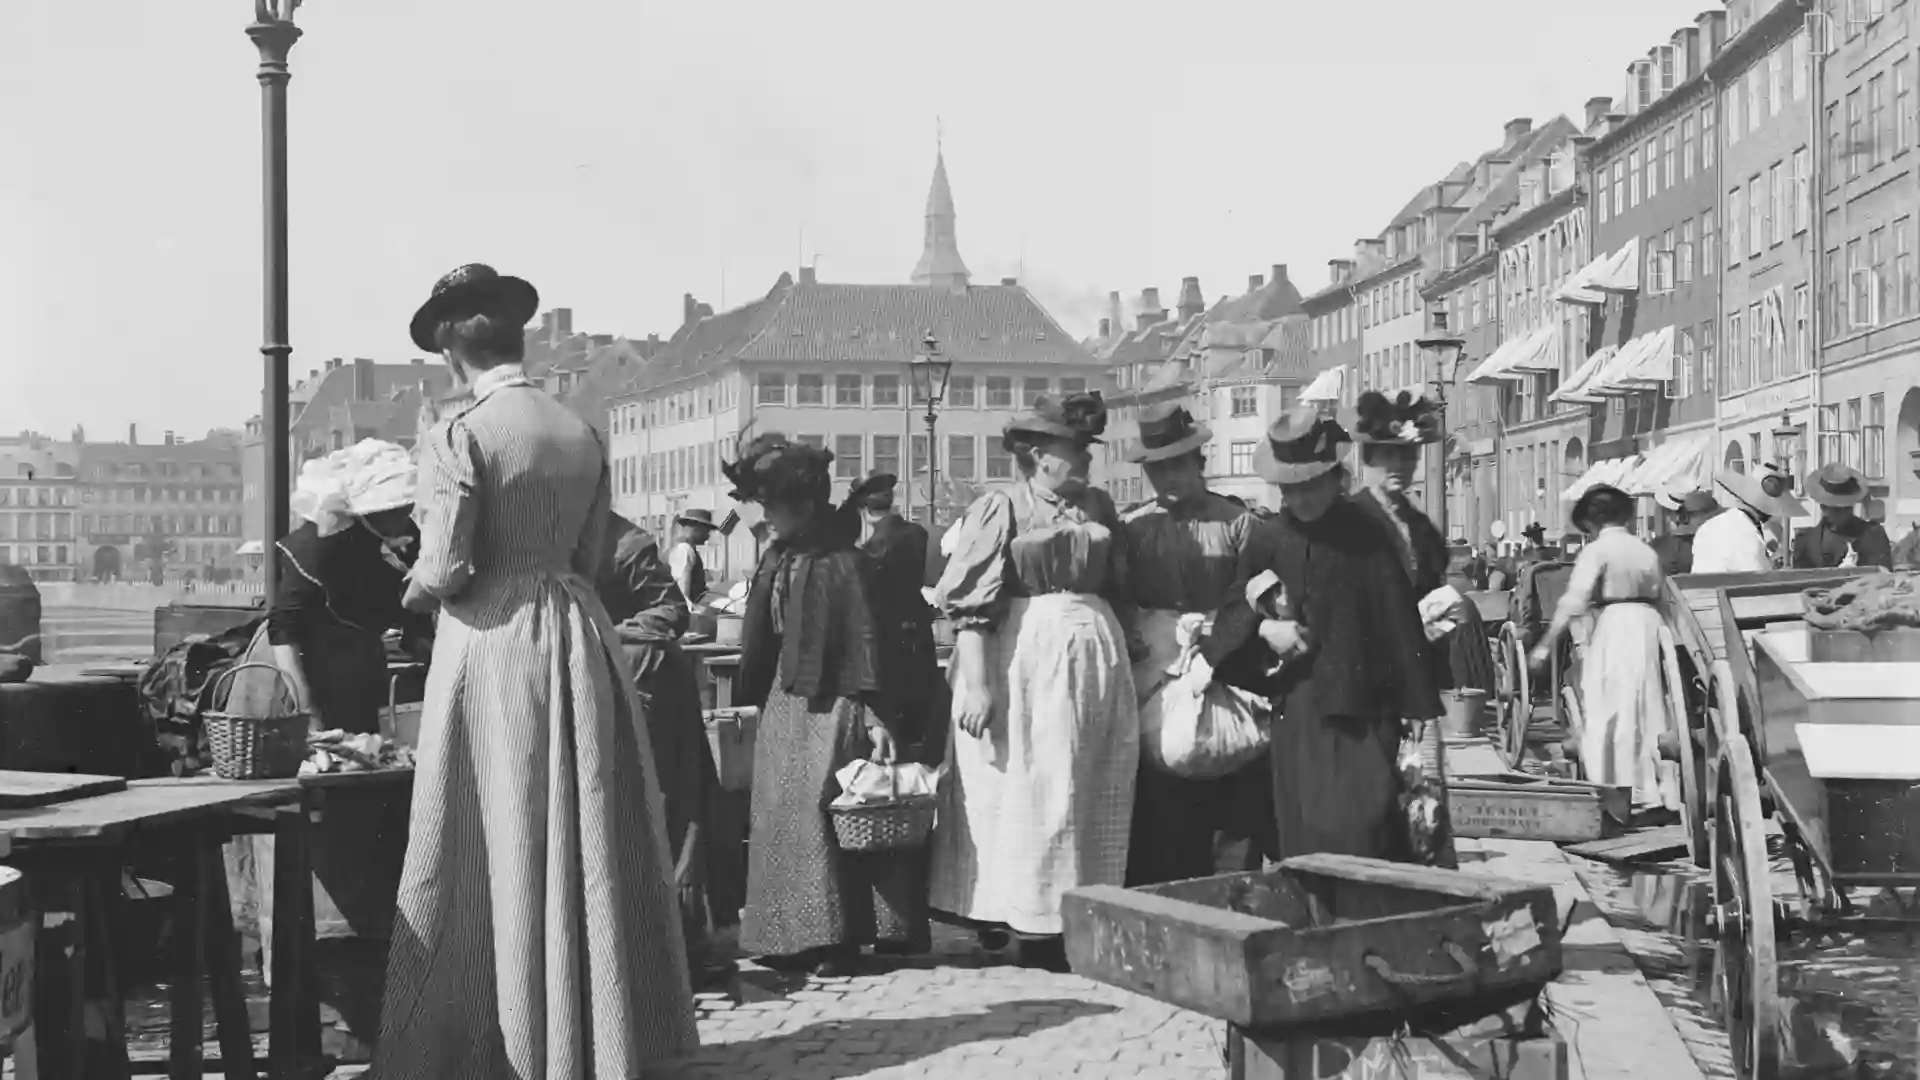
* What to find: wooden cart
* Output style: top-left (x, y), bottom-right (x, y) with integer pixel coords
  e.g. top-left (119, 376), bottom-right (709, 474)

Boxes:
top-left (1658, 569), bottom-right (1856, 869)
top-left (1707, 618), bottom-right (1920, 1080)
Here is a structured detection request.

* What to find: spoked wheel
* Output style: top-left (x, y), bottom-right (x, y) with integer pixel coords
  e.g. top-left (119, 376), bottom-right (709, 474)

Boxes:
top-left (1712, 730), bottom-right (1781, 1080)
top-left (1558, 686), bottom-right (1587, 781)
top-left (1494, 624), bottom-right (1530, 769)
top-left (1708, 660), bottom-right (1742, 771)
top-left (1657, 626), bottom-right (1707, 867)
top-left (1781, 826), bottom-right (1834, 928)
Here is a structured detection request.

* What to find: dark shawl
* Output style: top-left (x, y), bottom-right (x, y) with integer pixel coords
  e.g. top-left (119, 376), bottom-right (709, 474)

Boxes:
top-left (1791, 515), bottom-right (1894, 571)
top-left (597, 512), bottom-right (691, 640)
top-left (269, 519), bottom-right (426, 648)
top-left (859, 512), bottom-right (934, 629)
top-left (736, 513), bottom-right (888, 716)
top-left (1352, 487), bottom-right (1448, 599)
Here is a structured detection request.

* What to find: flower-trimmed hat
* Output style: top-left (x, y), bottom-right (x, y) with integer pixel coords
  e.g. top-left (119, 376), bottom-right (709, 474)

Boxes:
top-left (1254, 404), bottom-right (1350, 484)
top-left (1124, 401), bottom-right (1213, 464)
top-left (1003, 392), bottom-right (1107, 450)
top-left (1351, 390), bottom-right (1441, 446)
top-left (720, 432), bottom-right (835, 506)
top-left (409, 263), bottom-right (540, 352)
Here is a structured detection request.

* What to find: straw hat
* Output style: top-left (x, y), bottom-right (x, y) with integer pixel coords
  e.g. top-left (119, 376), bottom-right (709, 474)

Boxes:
top-left (1254, 405), bottom-right (1350, 484)
top-left (1714, 470), bottom-right (1774, 519)
top-left (1124, 402), bottom-right (1213, 463)
top-left (1803, 462), bottom-right (1870, 507)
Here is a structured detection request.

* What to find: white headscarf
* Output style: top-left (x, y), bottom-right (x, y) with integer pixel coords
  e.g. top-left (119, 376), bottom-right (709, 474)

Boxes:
top-left (291, 439), bottom-right (418, 537)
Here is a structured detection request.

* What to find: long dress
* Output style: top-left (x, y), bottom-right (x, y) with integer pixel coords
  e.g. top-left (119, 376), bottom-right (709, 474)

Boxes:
top-left (1551, 525), bottom-right (1678, 812)
top-left (1244, 500), bottom-right (1441, 862)
top-left (1119, 493), bottom-right (1275, 886)
top-left (930, 482), bottom-right (1139, 936)
top-left (736, 529), bottom-right (930, 958)
top-left (858, 511), bottom-right (946, 763)
top-left (371, 372), bottom-right (696, 1079)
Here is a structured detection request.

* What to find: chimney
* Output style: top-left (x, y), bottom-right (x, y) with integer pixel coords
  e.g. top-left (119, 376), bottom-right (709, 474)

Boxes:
top-left (128, 423), bottom-right (137, 445)
top-left (307, 368), bottom-right (317, 381)
top-left (1328, 259), bottom-right (1354, 285)
top-left (797, 265), bottom-right (817, 285)
top-left (683, 293), bottom-right (701, 325)
top-left (1098, 317), bottom-right (1111, 339)
top-left (1504, 117), bottom-right (1533, 144)
top-left (1698, 9), bottom-right (1726, 59)
top-left (354, 357), bottom-right (376, 401)
top-left (550, 307), bottom-right (573, 346)
top-left (1585, 96), bottom-right (1614, 130)
top-left (1269, 264), bottom-right (1288, 290)
top-left (1177, 276), bottom-right (1204, 318)
top-left (647, 333), bottom-right (661, 349)
top-left (1001, 277), bottom-right (1019, 286)
top-left (412, 356), bottom-right (424, 365)
top-left (1108, 291), bottom-right (1123, 336)
top-left (1249, 274), bottom-right (1265, 291)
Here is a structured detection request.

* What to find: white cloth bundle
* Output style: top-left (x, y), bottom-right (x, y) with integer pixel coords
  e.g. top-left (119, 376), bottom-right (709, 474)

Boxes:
top-left (291, 439), bottom-right (418, 537)
top-left (831, 759), bottom-right (941, 808)
top-left (1133, 609), bottom-right (1271, 778)
top-left (1418, 585), bottom-right (1466, 643)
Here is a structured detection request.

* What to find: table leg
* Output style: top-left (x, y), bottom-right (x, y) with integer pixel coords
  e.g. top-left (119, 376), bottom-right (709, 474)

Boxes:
top-left (267, 799), bottom-right (319, 1078)
top-left (168, 835), bottom-right (206, 1080)
top-left (27, 871), bottom-right (85, 1080)
top-left (81, 872), bottom-right (131, 1080)
top-left (199, 825), bottom-right (258, 1080)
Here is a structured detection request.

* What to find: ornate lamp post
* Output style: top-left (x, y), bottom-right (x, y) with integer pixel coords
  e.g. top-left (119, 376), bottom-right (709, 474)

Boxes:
top-left (907, 332), bottom-right (954, 530)
top-left (1416, 310), bottom-right (1468, 540)
top-left (248, 0), bottom-right (302, 601)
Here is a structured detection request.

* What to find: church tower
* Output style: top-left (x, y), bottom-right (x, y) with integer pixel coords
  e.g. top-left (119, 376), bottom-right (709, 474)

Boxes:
top-left (909, 145), bottom-right (971, 289)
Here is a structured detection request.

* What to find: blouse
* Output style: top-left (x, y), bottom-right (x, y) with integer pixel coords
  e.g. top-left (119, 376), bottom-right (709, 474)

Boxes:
top-left (1551, 525), bottom-right (1663, 628)
top-left (934, 481), bottom-right (1134, 634)
top-left (268, 519), bottom-right (418, 647)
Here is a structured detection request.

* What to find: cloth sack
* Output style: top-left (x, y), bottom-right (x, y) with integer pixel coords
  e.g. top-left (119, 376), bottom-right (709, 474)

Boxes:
top-left (831, 759), bottom-right (940, 808)
top-left (1133, 609), bottom-right (1271, 779)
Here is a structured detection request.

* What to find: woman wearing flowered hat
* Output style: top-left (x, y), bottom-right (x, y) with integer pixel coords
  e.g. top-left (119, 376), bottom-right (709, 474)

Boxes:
top-left (727, 434), bottom-right (928, 975)
top-left (1241, 405), bottom-right (1442, 863)
top-left (929, 391), bottom-right (1143, 972)
top-left (373, 265), bottom-right (696, 1076)
top-left (1115, 397), bottom-right (1275, 886)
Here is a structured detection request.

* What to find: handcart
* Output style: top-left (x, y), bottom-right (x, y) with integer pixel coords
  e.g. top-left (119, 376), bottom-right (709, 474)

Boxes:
top-left (1657, 570), bottom-right (1856, 869)
top-left (1488, 560), bottom-right (1582, 771)
top-left (1689, 574), bottom-right (1919, 1079)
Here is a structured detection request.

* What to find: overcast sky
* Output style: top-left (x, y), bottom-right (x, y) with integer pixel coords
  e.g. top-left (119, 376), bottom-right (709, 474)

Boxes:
top-left (2, 0), bottom-right (1702, 439)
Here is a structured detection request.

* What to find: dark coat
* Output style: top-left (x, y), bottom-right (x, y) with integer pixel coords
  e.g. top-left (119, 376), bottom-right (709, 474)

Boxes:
top-left (1791, 515), bottom-right (1893, 571)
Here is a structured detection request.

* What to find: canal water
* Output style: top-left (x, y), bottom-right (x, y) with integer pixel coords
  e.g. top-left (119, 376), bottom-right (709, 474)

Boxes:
top-left (1575, 852), bottom-right (1920, 1079)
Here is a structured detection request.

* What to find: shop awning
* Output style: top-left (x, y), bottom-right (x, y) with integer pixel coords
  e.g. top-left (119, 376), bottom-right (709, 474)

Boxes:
top-left (1584, 325), bottom-right (1673, 397)
top-left (1505, 325), bottom-right (1562, 375)
top-left (1561, 455), bottom-right (1641, 501)
top-left (1548, 345), bottom-right (1615, 405)
top-left (1554, 237), bottom-right (1641, 304)
top-left (1620, 433), bottom-right (1713, 496)
top-left (1465, 325), bottom-right (1556, 385)
top-left (1298, 365), bottom-right (1345, 403)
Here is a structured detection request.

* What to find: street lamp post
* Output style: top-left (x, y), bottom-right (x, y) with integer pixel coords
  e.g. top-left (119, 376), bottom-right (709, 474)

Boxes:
top-left (907, 333), bottom-right (954, 531)
top-left (1416, 310), bottom-right (1467, 541)
top-left (248, 0), bottom-right (302, 602)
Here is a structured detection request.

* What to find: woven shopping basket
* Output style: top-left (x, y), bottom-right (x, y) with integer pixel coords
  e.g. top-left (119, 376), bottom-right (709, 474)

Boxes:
top-left (201, 661), bottom-right (311, 780)
top-left (828, 765), bottom-right (937, 854)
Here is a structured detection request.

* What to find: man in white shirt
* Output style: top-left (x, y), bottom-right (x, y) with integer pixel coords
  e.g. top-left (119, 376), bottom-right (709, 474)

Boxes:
top-left (1689, 471), bottom-right (1774, 574)
top-left (666, 509), bottom-right (715, 607)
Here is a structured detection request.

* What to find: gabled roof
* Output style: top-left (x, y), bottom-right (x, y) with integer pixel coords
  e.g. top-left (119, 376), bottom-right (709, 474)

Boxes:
top-left (288, 362), bottom-right (449, 435)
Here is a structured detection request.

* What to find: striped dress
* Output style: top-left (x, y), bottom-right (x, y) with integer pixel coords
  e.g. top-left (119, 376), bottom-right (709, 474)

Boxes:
top-left (369, 367), bottom-right (697, 1079)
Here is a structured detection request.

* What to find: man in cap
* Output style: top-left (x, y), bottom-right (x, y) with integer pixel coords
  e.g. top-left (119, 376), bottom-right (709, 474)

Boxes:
top-left (667, 509), bottom-right (717, 607)
top-left (1690, 470), bottom-right (1775, 573)
top-left (1792, 463), bottom-right (1892, 570)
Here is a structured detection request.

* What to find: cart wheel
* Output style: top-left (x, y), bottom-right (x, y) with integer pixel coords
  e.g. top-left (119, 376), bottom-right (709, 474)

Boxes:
top-left (1712, 730), bottom-right (1781, 1080)
top-left (1658, 627), bottom-right (1707, 868)
top-left (1709, 660), bottom-right (1743, 765)
top-left (1781, 828), bottom-right (1832, 926)
top-left (1558, 686), bottom-right (1586, 781)
top-left (1495, 625), bottom-right (1530, 769)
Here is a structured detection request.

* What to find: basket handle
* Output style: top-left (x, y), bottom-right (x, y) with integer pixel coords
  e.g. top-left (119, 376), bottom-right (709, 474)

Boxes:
top-left (210, 660), bottom-right (305, 713)
top-left (1362, 942), bottom-right (1480, 989)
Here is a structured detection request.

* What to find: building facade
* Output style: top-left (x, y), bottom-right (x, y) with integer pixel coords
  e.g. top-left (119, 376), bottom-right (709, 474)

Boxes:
top-left (78, 429), bottom-right (246, 583)
top-left (604, 151), bottom-right (1109, 580)
top-left (0, 434), bottom-right (81, 581)
top-left (1715, 0), bottom-right (1820, 526)
top-left (1814, 0), bottom-right (1920, 536)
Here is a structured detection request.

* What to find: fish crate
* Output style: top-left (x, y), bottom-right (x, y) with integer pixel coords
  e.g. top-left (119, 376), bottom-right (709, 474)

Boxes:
top-left (1061, 853), bottom-right (1561, 1032)
top-left (1447, 775), bottom-right (1632, 844)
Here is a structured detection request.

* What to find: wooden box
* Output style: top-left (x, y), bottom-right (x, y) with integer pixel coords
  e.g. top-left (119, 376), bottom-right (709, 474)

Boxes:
top-left (1061, 854), bottom-right (1561, 1030)
top-left (1447, 775), bottom-right (1630, 844)
top-left (1806, 627), bottom-right (1920, 663)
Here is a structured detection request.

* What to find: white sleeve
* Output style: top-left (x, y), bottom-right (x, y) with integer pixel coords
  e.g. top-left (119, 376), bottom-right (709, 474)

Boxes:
top-left (666, 543), bottom-right (695, 601)
top-left (1690, 518), bottom-right (1732, 574)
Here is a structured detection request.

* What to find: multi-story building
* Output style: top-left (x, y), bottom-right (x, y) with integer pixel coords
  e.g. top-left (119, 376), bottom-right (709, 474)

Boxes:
top-left (1714, 0), bottom-right (1819, 523)
top-left (1301, 258), bottom-right (1363, 411)
top-left (1098, 283), bottom-right (1205, 505)
top-left (1814, 0), bottom-right (1920, 534)
top-left (1559, 12), bottom-right (1729, 535)
top-left (0, 433), bottom-right (82, 580)
top-left (604, 150), bottom-right (1107, 579)
top-left (78, 428), bottom-right (246, 583)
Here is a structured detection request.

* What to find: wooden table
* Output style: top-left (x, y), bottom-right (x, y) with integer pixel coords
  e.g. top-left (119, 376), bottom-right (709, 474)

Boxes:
top-left (0, 777), bottom-right (306, 1080)
top-left (681, 642), bottom-right (742, 709)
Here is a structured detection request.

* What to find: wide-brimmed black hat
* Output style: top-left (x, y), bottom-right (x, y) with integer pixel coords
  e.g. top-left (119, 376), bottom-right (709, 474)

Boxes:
top-left (1804, 462), bottom-right (1870, 507)
top-left (1003, 392), bottom-right (1107, 449)
top-left (1570, 484), bottom-right (1632, 533)
top-left (675, 509), bottom-right (716, 529)
top-left (847, 470), bottom-right (898, 505)
top-left (409, 263), bottom-right (540, 352)
top-left (1520, 522), bottom-right (1547, 544)
top-left (1124, 402), bottom-right (1212, 463)
top-left (720, 432), bottom-right (833, 505)
top-left (1254, 405), bottom-right (1349, 484)
top-left (1351, 390), bottom-right (1441, 446)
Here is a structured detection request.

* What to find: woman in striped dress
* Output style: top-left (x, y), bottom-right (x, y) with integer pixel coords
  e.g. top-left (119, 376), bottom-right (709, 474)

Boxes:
top-left (370, 265), bottom-right (696, 1079)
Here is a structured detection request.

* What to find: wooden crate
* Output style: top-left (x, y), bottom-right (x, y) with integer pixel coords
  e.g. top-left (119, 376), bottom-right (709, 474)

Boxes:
top-left (1229, 1025), bottom-right (1567, 1079)
top-left (1061, 854), bottom-right (1561, 1030)
top-left (1807, 627), bottom-right (1920, 663)
top-left (1447, 775), bottom-right (1631, 844)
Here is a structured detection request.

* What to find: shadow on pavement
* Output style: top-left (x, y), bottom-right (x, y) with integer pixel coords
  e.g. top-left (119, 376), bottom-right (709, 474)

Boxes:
top-left (655, 997), bottom-right (1118, 1078)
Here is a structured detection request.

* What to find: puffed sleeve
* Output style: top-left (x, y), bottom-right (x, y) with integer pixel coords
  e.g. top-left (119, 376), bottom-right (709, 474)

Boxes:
top-left (933, 490), bottom-right (1016, 632)
top-left (1552, 544), bottom-right (1603, 626)
top-left (1088, 488), bottom-right (1140, 639)
top-left (412, 418), bottom-right (481, 600)
top-left (1200, 508), bottom-right (1264, 667)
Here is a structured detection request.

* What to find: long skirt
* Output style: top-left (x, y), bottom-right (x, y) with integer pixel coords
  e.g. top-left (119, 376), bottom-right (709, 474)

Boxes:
top-left (737, 662), bottom-right (930, 958)
top-left (624, 639), bottom-right (731, 954)
top-left (930, 593), bottom-right (1138, 936)
top-left (1578, 602), bottom-right (1679, 811)
top-left (370, 572), bottom-right (696, 1079)
top-left (1271, 711), bottom-right (1410, 864)
top-left (1440, 601), bottom-right (1498, 695)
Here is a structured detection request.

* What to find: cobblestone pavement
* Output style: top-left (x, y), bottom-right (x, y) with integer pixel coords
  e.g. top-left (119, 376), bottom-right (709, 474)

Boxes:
top-left (650, 924), bottom-right (1229, 1079)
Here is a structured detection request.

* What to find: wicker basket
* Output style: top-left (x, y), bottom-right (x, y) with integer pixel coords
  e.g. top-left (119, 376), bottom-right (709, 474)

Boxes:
top-left (202, 662), bottom-right (311, 780)
top-left (828, 767), bottom-right (937, 853)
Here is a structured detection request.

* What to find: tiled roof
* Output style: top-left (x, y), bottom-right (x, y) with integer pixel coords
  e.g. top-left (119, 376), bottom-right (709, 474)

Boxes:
top-left (288, 362), bottom-right (449, 435)
top-left (617, 275), bottom-right (794, 396)
top-left (1443, 117), bottom-right (1579, 241)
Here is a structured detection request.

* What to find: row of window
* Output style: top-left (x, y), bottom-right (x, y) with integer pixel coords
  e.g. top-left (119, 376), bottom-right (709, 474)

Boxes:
top-left (87, 461), bottom-right (239, 482)
top-left (0, 513), bottom-right (72, 541)
top-left (0, 545), bottom-right (68, 567)
top-left (1816, 394), bottom-right (1890, 481)
top-left (610, 377), bottom-right (743, 436)
top-left (1598, 99), bottom-right (1715, 224)
top-left (1828, 55), bottom-right (1915, 188)
top-left (75, 515), bottom-right (243, 537)
top-left (1824, 214), bottom-right (1919, 334)
top-left (616, 432), bottom-right (1026, 499)
top-left (0, 487), bottom-right (70, 507)
top-left (85, 486), bottom-right (240, 505)
top-left (751, 372), bottom-right (1089, 410)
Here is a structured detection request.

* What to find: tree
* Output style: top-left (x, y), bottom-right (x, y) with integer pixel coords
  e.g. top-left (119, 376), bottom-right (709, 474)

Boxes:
top-left (135, 531), bottom-right (176, 585)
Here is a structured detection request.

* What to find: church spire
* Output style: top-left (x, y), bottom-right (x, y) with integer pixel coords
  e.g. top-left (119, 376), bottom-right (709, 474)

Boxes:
top-left (910, 137), bottom-right (971, 289)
